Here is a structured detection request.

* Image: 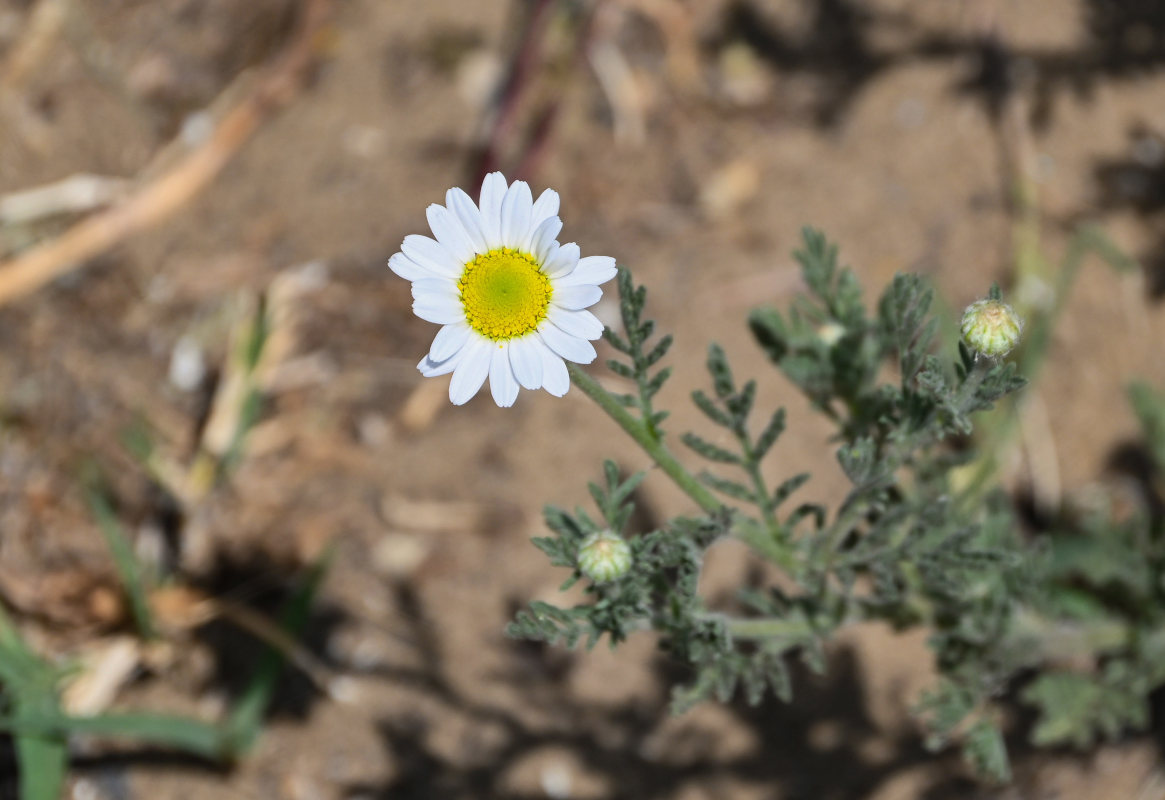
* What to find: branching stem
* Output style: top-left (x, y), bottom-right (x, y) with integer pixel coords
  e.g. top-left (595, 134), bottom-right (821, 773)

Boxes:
top-left (736, 433), bottom-right (782, 539)
top-left (567, 363), bottom-right (720, 514)
top-left (569, 364), bottom-right (793, 566)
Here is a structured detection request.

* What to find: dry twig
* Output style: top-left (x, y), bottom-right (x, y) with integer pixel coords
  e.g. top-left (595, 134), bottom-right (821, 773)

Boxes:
top-left (0, 173), bottom-right (128, 225)
top-left (0, 0), bottom-right (333, 307)
top-left (0, 0), bottom-right (69, 91)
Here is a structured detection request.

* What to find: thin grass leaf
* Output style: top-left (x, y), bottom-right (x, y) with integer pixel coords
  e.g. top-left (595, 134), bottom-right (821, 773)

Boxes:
top-left (15, 711), bottom-right (67, 800)
top-left (85, 486), bottom-right (155, 639)
top-left (0, 711), bottom-right (230, 761)
top-left (224, 547), bottom-right (333, 754)
top-left (241, 297), bottom-right (270, 371)
top-left (0, 608), bottom-right (49, 686)
top-left (1077, 225), bottom-right (1138, 273)
top-left (222, 387), bottom-right (264, 474)
top-left (0, 607), bottom-right (69, 800)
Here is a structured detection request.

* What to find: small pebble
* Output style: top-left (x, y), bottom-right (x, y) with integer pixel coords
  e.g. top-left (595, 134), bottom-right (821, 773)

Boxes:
top-left (168, 335), bottom-right (206, 391)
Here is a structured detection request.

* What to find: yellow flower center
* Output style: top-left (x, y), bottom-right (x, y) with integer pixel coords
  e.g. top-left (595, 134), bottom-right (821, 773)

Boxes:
top-left (458, 248), bottom-right (552, 341)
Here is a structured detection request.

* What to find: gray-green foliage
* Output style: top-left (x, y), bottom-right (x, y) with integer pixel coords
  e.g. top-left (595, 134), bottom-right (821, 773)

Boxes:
top-left (509, 228), bottom-right (1165, 782)
top-left (1014, 381), bottom-right (1165, 752)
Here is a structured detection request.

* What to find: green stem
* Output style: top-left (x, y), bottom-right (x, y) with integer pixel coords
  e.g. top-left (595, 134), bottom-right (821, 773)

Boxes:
top-left (954, 353), bottom-right (991, 409)
top-left (720, 616), bottom-right (817, 641)
top-left (1005, 608), bottom-right (1139, 664)
top-left (717, 604), bottom-right (1162, 673)
top-left (812, 360), bottom-right (999, 575)
top-left (85, 486), bottom-right (156, 639)
top-left (818, 499), bottom-right (871, 569)
top-left (568, 364), bottom-right (792, 567)
top-left (949, 356), bottom-right (1012, 513)
top-left (737, 435), bottom-right (782, 540)
top-left (568, 363), bottom-right (721, 514)
top-left (956, 227), bottom-right (1121, 509)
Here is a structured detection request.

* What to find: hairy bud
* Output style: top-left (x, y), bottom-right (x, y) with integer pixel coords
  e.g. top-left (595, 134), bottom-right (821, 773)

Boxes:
top-left (961, 298), bottom-right (1023, 358)
top-left (577, 530), bottom-right (633, 583)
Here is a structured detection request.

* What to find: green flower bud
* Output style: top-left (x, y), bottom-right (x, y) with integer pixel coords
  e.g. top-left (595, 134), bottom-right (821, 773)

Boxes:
top-left (961, 298), bottom-right (1023, 358)
top-left (577, 530), bottom-right (633, 583)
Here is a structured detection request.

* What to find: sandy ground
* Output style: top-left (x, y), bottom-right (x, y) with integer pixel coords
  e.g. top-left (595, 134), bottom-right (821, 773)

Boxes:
top-left (1, 1), bottom-right (1165, 798)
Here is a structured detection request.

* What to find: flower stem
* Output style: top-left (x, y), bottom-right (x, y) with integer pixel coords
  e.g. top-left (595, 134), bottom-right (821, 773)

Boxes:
top-left (720, 616), bottom-right (816, 641)
top-left (568, 364), bottom-right (792, 566)
top-left (567, 363), bottom-right (721, 514)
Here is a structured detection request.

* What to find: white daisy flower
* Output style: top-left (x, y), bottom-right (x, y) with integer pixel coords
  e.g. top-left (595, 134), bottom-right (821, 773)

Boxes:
top-left (389, 172), bottom-right (617, 407)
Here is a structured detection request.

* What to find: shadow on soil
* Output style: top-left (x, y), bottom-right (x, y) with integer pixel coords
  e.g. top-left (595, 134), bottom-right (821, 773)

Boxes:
top-left (186, 548), bottom-right (349, 720)
top-left (339, 584), bottom-right (1024, 800)
top-left (1094, 126), bottom-right (1165, 300)
top-left (711, 0), bottom-right (1165, 130)
top-left (713, 0), bottom-right (1165, 296)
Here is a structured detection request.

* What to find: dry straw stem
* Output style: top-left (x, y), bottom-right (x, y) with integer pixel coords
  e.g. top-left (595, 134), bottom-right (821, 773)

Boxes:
top-left (0, 0), bottom-right (69, 91)
top-left (148, 585), bottom-right (339, 698)
top-left (0, 0), bottom-right (334, 307)
top-left (0, 0), bottom-right (70, 151)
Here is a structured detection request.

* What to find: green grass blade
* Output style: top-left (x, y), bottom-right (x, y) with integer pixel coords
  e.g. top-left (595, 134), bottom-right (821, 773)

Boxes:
top-left (224, 547), bottom-right (333, 754)
top-left (0, 610), bottom-right (46, 687)
top-left (84, 486), bottom-right (156, 639)
top-left (0, 712), bottom-right (230, 761)
top-left (0, 606), bottom-right (69, 800)
top-left (14, 717), bottom-right (67, 800)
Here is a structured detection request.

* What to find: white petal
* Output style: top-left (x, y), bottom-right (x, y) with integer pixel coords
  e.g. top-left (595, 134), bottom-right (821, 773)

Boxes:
top-left (558, 255), bottom-right (617, 287)
top-left (418, 348), bottom-right (462, 377)
top-left (410, 277), bottom-right (459, 303)
top-left (489, 343), bottom-right (520, 407)
top-left (402, 235), bottom-right (461, 279)
top-left (500, 180), bottom-right (533, 250)
top-left (551, 283), bottom-right (602, 310)
top-left (543, 242), bottom-right (580, 279)
top-left (479, 172), bottom-right (508, 248)
top-left (539, 322), bottom-right (597, 364)
top-left (548, 306), bottom-right (603, 340)
top-left (529, 216), bottom-right (563, 264)
top-left (449, 338), bottom-right (491, 405)
top-left (539, 345), bottom-right (570, 397)
top-left (413, 294), bottom-right (465, 325)
top-left (389, 252), bottom-right (432, 281)
top-left (446, 188), bottom-right (489, 253)
top-left (427, 203), bottom-right (476, 265)
top-left (530, 188), bottom-right (560, 230)
top-left (509, 335), bottom-right (543, 390)
top-left (430, 322), bottom-right (470, 362)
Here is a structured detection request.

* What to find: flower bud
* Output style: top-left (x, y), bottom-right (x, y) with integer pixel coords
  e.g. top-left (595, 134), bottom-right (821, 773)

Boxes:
top-left (577, 530), bottom-right (633, 583)
top-left (960, 298), bottom-right (1023, 358)
top-left (817, 322), bottom-right (846, 348)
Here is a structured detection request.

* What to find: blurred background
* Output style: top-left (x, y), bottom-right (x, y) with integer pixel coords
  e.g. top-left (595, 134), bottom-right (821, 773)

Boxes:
top-left (1, 0), bottom-right (1165, 797)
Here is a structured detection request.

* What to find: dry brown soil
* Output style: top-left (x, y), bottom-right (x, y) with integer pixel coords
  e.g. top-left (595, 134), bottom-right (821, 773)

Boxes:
top-left (1, 1), bottom-right (1165, 798)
